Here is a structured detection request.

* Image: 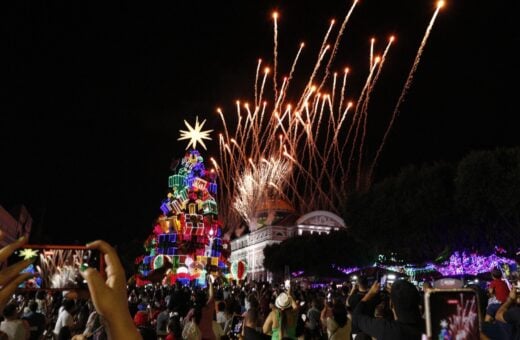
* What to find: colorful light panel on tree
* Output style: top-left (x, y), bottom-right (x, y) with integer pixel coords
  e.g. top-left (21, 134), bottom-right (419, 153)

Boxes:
top-left (135, 119), bottom-right (229, 285)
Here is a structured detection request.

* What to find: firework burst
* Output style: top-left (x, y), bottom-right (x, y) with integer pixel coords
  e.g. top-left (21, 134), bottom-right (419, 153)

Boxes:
top-left (212, 1), bottom-right (444, 232)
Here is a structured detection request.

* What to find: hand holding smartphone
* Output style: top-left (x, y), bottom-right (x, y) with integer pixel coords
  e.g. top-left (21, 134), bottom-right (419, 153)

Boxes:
top-left (424, 288), bottom-right (480, 339)
top-left (9, 245), bottom-right (104, 290)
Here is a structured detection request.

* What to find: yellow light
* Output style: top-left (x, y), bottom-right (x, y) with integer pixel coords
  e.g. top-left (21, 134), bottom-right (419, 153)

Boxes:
top-left (437, 0), bottom-right (445, 8)
top-left (264, 67), bottom-right (270, 74)
top-left (272, 12), bottom-right (279, 20)
top-left (177, 116), bottom-right (213, 150)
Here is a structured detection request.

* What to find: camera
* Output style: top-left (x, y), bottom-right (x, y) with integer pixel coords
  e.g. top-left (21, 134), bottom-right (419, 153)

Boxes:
top-left (8, 244), bottom-right (104, 290)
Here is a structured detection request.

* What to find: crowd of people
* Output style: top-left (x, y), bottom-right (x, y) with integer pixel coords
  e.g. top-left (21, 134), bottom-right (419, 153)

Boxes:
top-left (0, 232), bottom-right (519, 339)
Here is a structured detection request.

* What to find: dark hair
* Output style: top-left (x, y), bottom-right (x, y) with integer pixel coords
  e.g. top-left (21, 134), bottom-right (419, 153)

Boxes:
top-left (2, 303), bottom-right (17, 318)
top-left (29, 300), bottom-right (38, 312)
top-left (168, 313), bottom-right (183, 339)
top-left (246, 296), bottom-right (260, 325)
top-left (217, 301), bottom-right (226, 312)
top-left (62, 298), bottom-right (75, 312)
top-left (36, 290), bottom-right (46, 300)
top-left (195, 290), bottom-right (207, 307)
top-left (390, 280), bottom-right (421, 322)
top-left (193, 308), bottom-right (203, 325)
top-left (357, 276), bottom-right (369, 289)
top-left (491, 268), bottom-right (502, 279)
top-left (332, 302), bottom-right (348, 328)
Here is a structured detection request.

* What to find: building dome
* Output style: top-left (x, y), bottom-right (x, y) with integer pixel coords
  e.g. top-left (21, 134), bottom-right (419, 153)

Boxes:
top-left (252, 198), bottom-right (296, 229)
top-left (255, 198), bottom-right (295, 214)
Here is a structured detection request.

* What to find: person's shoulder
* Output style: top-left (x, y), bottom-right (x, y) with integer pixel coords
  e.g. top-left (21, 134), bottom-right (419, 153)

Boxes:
top-left (504, 305), bottom-right (520, 323)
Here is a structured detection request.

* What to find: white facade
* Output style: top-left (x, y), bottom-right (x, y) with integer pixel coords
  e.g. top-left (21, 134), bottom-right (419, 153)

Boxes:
top-left (230, 210), bottom-right (346, 282)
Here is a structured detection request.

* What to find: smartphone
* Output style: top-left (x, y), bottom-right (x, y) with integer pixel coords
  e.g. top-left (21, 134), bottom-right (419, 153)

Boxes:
top-left (228, 315), bottom-right (244, 340)
top-left (284, 279), bottom-right (291, 290)
top-left (8, 245), bottom-right (104, 290)
top-left (380, 275), bottom-right (387, 291)
top-left (424, 288), bottom-right (480, 339)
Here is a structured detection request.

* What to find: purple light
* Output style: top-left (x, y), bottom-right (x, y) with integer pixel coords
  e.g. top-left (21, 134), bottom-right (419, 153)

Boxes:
top-left (333, 265), bottom-right (360, 275)
top-left (433, 251), bottom-right (516, 276)
top-left (291, 270), bottom-right (304, 277)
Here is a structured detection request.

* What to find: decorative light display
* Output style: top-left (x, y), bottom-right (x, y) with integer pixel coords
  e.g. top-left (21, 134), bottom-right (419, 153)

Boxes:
top-left (135, 119), bottom-right (228, 285)
top-left (432, 251), bottom-right (516, 276)
top-left (333, 264), bottom-right (360, 276)
top-left (334, 250), bottom-right (518, 283)
top-left (177, 116), bottom-right (213, 150)
top-left (230, 260), bottom-right (247, 281)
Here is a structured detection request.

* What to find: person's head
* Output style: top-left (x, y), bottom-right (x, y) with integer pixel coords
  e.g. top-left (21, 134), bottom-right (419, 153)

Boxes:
top-left (357, 276), bottom-right (369, 290)
top-left (311, 298), bottom-right (319, 309)
top-left (2, 303), bottom-right (18, 319)
top-left (217, 301), bottom-right (226, 312)
top-left (332, 302), bottom-right (348, 327)
top-left (491, 268), bottom-right (502, 280)
top-left (194, 290), bottom-right (207, 308)
top-left (62, 298), bottom-right (75, 312)
top-left (36, 290), bottom-right (46, 300)
top-left (167, 318), bottom-right (180, 334)
top-left (248, 295), bottom-right (259, 309)
top-left (275, 292), bottom-right (292, 311)
top-left (389, 280), bottom-right (421, 322)
top-left (193, 307), bottom-right (203, 325)
top-left (28, 300), bottom-right (38, 313)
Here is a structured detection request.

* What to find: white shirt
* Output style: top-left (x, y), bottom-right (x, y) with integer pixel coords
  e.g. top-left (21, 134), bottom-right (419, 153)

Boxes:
top-left (0, 319), bottom-right (27, 340)
top-left (53, 309), bottom-right (74, 336)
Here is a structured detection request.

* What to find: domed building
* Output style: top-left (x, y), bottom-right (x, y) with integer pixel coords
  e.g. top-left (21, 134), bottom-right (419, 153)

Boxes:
top-left (229, 203), bottom-right (346, 281)
top-left (250, 198), bottom-right (296, 231)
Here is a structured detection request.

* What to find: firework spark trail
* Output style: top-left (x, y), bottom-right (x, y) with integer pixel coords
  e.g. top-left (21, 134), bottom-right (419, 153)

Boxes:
top-left (331, 72), bottom-right (338, 109)
top-left (216, 2), bottom-right (443, 231)
top-left (258, 68), bottom-right (269, 107)
top-left (370, 38), bottom-right (375, 70)
top-left (296, 17), bottom-right (335, 110)
top-left (356, 37), bottom-right (394, 189)
top-left (369, 1), bottom-right (444, 181)
top-left (338, 68), bottom-right (349, 115)
top-left (447, 294), bottom-right (478, 338)
top-left (343, 60), bottom-right (379, 181)
top-left (333, 102), bottom-right (354, 176)
top-left (275, 43), bottom-right (305, 113)
top-left (273, 12), bottom-right (279, 103)
top-left (254, 59), bottom-right (262, 107)
top-left (317, 0), bottom-right (359, 94)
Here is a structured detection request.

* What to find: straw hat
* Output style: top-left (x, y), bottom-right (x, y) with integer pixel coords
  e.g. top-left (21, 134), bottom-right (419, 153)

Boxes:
top-left (275, 292), bottom-right (291, 310)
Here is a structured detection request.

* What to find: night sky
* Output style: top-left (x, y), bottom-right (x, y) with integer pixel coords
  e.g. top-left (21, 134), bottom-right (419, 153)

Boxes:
top-left (2, 0), bottom-right (518, 247)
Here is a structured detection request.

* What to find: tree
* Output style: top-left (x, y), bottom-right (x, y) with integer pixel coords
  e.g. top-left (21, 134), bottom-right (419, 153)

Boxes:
top-left (455, 147), bottom-right (520, 252)
top-left (263, 230), bottom-right (370, 277)
top-left (344, 162), bottom-right (457, 263)
top-left (134, 149), bottom-right (227, 285)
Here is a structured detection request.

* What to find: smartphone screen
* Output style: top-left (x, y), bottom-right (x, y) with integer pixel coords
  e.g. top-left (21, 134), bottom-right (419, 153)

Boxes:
top-left (424, 288), bottom-right (480, 339)
top-left (229, 315), bottom-right (244, 339)
top-left (9, 245), bottom-right (103, 290)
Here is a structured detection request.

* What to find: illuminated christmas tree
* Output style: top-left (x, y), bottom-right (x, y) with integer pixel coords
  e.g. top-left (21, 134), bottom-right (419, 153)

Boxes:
top-left (135, 117), bottom-right (229, 286)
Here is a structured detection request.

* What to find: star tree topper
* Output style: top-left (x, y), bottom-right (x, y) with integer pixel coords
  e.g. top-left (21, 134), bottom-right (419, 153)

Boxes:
top-left (178, 116), bottom-right (213, 150)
